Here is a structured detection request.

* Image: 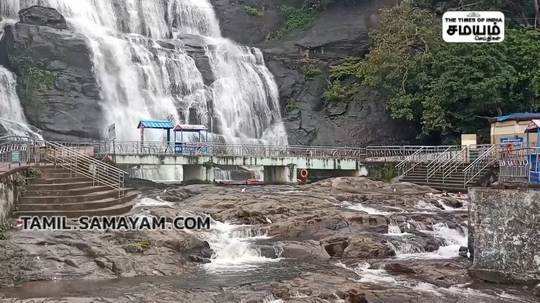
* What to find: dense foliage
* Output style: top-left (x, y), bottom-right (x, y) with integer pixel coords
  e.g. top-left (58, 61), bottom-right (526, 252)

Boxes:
top-left (326, 3), bottom-right (540, 139)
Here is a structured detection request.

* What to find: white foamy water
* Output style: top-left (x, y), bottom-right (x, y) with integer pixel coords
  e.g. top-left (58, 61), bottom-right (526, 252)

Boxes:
top-left (201, 220), bottom-right (280, 272)
top-left (345, 202), bottom-right (391, 215)
top-left (386, 220), bottom-right (409, 236)
top-left (1, 0), bottom-right (287, 144)
top-left (0, 66), bottom-right (42, 138)
top-left (397, 223), bottom-right (468, 260)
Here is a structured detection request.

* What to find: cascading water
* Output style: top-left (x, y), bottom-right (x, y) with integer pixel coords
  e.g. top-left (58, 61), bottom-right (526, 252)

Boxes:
top-left (201, 219), bottom-right (280, 272)
top-left (0, 66), bottom-right (41, 138)
top-left (0, 0), bottom-right (287, 144)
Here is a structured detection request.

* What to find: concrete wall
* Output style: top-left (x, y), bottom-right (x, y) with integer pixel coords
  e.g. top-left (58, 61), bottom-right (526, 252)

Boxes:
top-left (114, 154), bottom-right (361, 170)
top-left (115, 154), bottom-right (366, 184)
top-left (0, 168), bottom-right (27, 226)
top-left (469, 188), bottom-right (540, 284)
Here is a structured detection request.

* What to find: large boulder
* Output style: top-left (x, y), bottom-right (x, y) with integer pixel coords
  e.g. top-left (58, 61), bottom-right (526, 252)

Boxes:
top-left (18, 6), bottom-right (67, 30)
top-left (0, 10), bottom-right (103, 141)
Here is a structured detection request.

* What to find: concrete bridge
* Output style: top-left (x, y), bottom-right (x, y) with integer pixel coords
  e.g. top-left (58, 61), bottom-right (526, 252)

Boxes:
top-left (1, 136), bottom-right (503, 189)
top-left (96, 142), bottom-right (370, 183)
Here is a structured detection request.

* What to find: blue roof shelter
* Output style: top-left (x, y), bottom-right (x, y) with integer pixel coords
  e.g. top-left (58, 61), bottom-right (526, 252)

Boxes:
top-left (137, 120), bottom-right (175, 145)
top-left (173, 124), bottom-right (209, 155)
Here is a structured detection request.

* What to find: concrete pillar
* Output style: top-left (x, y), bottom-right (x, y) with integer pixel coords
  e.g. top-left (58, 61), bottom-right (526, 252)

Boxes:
top-left (205, 166), bottom-right (215, 183)
top-left (263, 165), bottom-right (297, 184)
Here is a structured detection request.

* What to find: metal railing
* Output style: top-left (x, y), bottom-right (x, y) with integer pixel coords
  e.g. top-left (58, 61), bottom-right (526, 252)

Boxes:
top-left (43, 141), bottom-right (127, 196)
top-left (396, 146), bottom-right (425, 176)
top-left (439, 146), bottom-right (469, 181)
top-left (1, 137), bottom-right (126, 196)
top-left (497, 146), bottom-right (532, 185)
top-left (95, 141), bottom-right (368, 160)
top-left (425, 146), bottom-right (462, 181)
top-left (463, 144), bottom-right (498, 186)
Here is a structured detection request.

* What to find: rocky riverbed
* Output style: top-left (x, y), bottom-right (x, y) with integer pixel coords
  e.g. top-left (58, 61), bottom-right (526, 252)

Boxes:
top-left (0, 177), bottom-right (537, 302)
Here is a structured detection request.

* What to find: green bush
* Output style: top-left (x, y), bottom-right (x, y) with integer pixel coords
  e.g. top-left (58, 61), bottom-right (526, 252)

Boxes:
top-left (243, 5), bottom-right (264, 17)
top-left (324, 82), bottom-right (358, 103)
top-left (286, 99), bottom-right (301, 112)
top-left (268, 5), bottom-right (318, 39)
top-left (303, 65), bottom-right (322, 79)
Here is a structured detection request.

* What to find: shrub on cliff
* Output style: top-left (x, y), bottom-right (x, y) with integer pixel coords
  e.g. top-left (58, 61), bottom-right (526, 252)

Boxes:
top-left (326, 3), bottom-right (540, 138)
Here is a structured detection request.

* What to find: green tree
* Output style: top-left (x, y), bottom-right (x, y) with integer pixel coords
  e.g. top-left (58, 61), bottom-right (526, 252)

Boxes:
top-left (327, 3), bottom-right (540, 138)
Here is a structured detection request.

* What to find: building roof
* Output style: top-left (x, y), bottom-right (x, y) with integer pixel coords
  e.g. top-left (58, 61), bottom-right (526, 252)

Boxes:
top-left (174, 124), bottom-right (207, 132)
top-left (496, 113), bottom-right (540, 122)
top-left (137, 120), bottom-right (174, 129)
top-left (525, 120), bottom-right (540, 133)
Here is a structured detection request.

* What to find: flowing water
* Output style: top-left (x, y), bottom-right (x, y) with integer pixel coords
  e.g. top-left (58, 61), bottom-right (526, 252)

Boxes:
top-left (200, 219), bottom-right (280, 273)
top-left (0, 66), bottom-right (41, 138)
top-left (0, 0), bottom-right (287, 144)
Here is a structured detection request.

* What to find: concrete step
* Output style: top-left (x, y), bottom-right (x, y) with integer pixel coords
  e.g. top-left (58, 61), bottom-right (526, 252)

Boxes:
top-left (40, 172), bottom-right (78, 179)
top-left (402, 180), bottom-right (472, 192)
top-left (16, 192), bottom-right (138, 212)
top-left (37, 167), bottom-right (70, 173)
top-left (13, 201), bottom-right (136, 218)
top-left (32, 176), bottom-right (91, 184)
top-left (402, 176), bottom-right (475, 182)
top-left (28, 181), bottom-right (95, 191)
top-left (25, 185), bottom-right (111, 197)
top-left (20, 189), bottom-right (129, 204)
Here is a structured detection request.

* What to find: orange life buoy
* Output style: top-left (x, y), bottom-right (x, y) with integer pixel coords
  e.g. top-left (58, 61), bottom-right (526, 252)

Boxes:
top-left (300, 169), bottom-right (309, 179)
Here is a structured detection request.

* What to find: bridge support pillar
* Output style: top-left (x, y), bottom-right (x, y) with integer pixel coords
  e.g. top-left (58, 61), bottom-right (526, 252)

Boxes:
top-left (263, 165), bottom-right (297, 184)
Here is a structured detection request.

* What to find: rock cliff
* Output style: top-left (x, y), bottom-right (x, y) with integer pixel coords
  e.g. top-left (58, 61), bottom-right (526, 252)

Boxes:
top-left (1, 6), bottom-right (102, 140)
top-left (212, 0), bottom-right (417, 145)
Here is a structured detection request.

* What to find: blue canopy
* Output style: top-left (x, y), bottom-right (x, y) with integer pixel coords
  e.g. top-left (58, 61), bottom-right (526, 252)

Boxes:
top-left (137, 120), bottom-right (174, 129)
top-left (496, 113), bottom-right (540, 122)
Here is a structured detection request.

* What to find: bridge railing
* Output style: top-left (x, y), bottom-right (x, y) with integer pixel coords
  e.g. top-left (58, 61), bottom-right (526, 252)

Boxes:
top-left (0, 137), bottom-right (126, 195)
top-left (95, 141), bottom-right (368, 159)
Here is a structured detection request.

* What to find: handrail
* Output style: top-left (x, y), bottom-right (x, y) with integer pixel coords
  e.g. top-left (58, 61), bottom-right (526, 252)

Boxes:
top-left (43, 141), bottom-right (127, 196)
top-left (426, 146), bottom-right (458, 181)
top-left (463, 144), bottom-right (498, 186)
top-left (396, 146), bottom-right (425, 176)
top-left (440, 146), bottom-right (469, 181)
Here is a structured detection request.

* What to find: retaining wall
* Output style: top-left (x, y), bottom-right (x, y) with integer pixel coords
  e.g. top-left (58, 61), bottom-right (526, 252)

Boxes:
top-left (469, 188), bottom-right (539, 284)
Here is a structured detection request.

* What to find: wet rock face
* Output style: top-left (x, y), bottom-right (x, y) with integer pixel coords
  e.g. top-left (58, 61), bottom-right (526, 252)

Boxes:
top-left (210, 0), bottom-right (416, 145)
top-left (0, 8), bottom-right (103, 141)
top-left (18, 6), bottom-right (67, 30)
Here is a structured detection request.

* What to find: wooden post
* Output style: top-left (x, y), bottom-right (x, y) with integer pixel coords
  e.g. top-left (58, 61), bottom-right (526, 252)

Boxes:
top-left (140, 127), bottom-right (144, 153)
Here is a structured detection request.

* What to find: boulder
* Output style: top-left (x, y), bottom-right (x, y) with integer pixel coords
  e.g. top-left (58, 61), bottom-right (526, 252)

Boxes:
top-left (18, 6), bottom-right (67, 30)
top-left (1, 21), bottom-right (102, 141)
top-left (342, 235), bottom-right (395, 259)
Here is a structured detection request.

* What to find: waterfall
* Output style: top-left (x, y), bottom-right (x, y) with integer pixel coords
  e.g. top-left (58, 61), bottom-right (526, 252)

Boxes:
top-left (0, 66), bottom-right (41, 138)
top-left (0, 0), bottom-right (287, 144)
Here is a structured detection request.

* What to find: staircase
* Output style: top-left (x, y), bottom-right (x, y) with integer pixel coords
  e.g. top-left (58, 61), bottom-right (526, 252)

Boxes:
top-left (13, 165), bottom-right (137, 218)
top-left (400, 163), bottom-right (479, 192)
top-left (397, 145), bottom-right (497, 192)
top-left (1, 138), bottom-right (137, 218)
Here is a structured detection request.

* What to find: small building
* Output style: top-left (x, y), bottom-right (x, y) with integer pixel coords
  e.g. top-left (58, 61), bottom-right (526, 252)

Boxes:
top-left (490, 113), bottom-right (540, 146)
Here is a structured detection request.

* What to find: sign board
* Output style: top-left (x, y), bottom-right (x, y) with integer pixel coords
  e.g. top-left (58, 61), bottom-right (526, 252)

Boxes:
top-left (107, 123), bottom-right (116, 140)
top-left (443, 11), bottom-right (505, 43)
top-left (11, 151), bottom-right (21, 163)
top-left (500, 136), bottom-right (524, 147)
